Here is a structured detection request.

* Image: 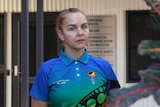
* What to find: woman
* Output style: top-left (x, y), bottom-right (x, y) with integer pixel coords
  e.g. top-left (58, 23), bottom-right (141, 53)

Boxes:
top-left (30, 8), bottom-right (120, 107)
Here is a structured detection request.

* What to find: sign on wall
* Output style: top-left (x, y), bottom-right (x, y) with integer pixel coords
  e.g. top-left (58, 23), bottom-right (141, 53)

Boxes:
top-left (86, 16), bottom-right (116, 72)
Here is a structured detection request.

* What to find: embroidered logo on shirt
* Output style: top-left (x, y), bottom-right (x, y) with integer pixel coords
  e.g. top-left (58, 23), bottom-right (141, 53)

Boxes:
top-left (52, 79), bottom-right (70, 85)
top-left (87, 71), bottom-right (97, 84)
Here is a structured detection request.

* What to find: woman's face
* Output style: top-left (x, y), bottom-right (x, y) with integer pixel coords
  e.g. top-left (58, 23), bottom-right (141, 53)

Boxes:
top-left (58, 12), bottom-right (89, 51)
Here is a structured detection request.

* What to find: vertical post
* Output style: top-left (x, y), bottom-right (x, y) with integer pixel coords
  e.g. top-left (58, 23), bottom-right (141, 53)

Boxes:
top-left (5, 13), bottom-right (12, 107)
top-left (21, 0), bottom-right (29, 107)
top-left (36, 0), bottom-right (44, 69)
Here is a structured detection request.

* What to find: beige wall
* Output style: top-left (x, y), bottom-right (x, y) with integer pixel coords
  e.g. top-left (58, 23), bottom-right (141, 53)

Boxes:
top-left (1, 0), bottom-right (159, 107)
top-left (0, 0), bottom-right (150, 14)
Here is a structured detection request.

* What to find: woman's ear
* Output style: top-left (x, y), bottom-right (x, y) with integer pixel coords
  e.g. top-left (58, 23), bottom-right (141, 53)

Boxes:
top-left (57, 30), bottom-right (65, 41)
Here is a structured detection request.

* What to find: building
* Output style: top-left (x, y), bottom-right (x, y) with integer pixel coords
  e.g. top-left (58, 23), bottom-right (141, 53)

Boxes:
top-left (0, 0), bottom-right (159, 107)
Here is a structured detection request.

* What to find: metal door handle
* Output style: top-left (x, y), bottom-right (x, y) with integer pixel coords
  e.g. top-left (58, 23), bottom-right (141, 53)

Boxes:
top-left (14, 65), bottom-right (20, 76)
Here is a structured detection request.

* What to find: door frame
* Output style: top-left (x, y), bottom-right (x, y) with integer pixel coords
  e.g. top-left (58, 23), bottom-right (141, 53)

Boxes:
top-left (0, 14), bottom-right (4, 107)
top-left (4, 13), bottom-right (12, 107)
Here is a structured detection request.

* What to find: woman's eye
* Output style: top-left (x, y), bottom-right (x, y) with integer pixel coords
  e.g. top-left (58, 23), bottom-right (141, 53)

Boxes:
top-left (69, 27), bottom-right (76, 31)
top-left (82, 25), bottom-right (88, 30)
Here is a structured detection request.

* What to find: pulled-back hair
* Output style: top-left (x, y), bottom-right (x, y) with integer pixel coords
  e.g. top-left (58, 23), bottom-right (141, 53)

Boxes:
top-left (55, 8), bottom-right (85, 33)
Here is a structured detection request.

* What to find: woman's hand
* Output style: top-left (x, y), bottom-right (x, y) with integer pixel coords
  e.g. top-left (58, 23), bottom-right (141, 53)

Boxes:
top-left (31, 98), bottom-right (48, 107)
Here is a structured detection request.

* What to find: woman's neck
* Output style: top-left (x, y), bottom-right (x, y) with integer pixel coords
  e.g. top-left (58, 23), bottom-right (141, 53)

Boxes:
top-left (64, 48), bottom-right (85, 59)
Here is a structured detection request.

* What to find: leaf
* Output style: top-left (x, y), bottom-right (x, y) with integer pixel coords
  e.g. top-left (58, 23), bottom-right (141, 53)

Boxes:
top-left (144, 0), bottom-right (160, 15)
top-left (138, 40), bottom-right (160, 59)
top-left (105, 63), bottom-right (160, 107)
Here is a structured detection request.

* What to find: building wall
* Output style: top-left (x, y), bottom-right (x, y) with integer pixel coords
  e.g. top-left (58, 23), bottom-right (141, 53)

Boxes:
top-left (1, 0), bottom-right (159, 107)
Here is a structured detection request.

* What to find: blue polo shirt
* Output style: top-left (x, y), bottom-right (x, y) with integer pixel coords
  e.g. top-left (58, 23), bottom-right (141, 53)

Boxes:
top-left (30, 48), bottom-right (120, 107)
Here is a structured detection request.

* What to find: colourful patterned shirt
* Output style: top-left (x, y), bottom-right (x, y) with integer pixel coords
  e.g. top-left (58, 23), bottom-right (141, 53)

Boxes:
top-left (30, 48), bottom-right (120, 107)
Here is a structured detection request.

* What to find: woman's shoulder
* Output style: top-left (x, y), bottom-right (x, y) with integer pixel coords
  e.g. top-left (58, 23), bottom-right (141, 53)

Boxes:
top-left (35, 57), bottom-right (61, 76)
top-left (39, 57), bottom-right (61, 70)
top-left (89, 55), bottom-right (109, 63)
top-left (44, 56), bottom-right (60, 64)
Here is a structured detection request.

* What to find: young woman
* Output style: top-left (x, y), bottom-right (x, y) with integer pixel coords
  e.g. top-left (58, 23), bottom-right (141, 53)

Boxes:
top-left (30, 8), bottom-right (120, 107)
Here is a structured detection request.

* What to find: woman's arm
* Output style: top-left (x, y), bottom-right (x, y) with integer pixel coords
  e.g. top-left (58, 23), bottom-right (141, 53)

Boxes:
top-left (31, 98), bottom-right (48, 107)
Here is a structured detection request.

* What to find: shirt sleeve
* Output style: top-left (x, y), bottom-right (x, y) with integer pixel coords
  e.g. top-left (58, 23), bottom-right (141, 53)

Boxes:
top-left (101, 60), bottom-right (120, 94)
top-left (29, 63), bottom-right (51, 102)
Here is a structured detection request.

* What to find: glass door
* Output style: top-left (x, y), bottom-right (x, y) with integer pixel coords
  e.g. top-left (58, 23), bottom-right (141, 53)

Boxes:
top-left (12, 12), bottom-right (59, 107)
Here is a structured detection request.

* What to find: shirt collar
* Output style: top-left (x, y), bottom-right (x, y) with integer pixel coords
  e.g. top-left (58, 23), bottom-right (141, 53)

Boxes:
top-left (59, 48), bottom-right (89, 65)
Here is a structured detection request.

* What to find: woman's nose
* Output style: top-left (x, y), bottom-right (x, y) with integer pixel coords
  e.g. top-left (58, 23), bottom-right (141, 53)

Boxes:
top-left (77, 28), bottom-right (83, 35)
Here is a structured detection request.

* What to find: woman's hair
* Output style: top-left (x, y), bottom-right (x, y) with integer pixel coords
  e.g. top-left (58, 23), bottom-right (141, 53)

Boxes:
top-left (55, 8), bottom-right (86, 33)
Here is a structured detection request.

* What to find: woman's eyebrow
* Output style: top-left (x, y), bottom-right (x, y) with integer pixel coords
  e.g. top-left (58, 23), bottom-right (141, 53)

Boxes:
top-left (67, 23), bottom-right (88, 27)
top-left (67, 24), bottom-right (76, 27)
top-left (82, 23), bottom-right (88, 25)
